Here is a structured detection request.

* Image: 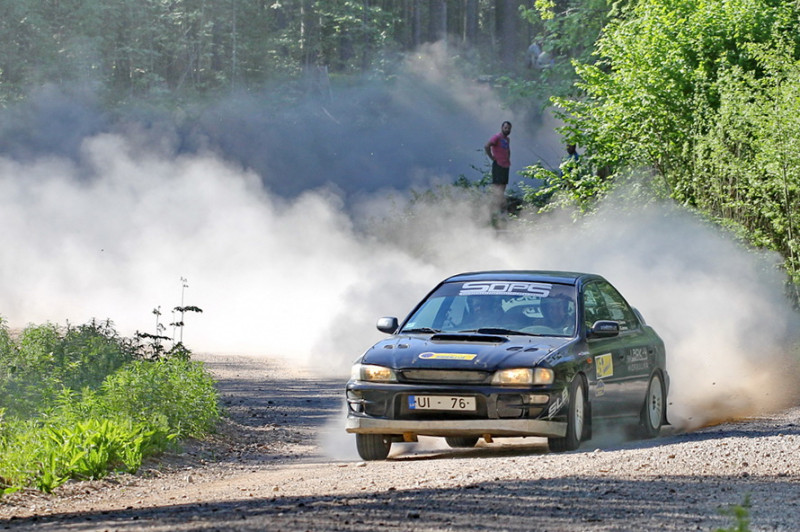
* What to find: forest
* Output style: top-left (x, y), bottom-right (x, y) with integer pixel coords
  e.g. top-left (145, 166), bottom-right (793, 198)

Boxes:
top-left (0, 1), bottom-right (550, 101)
top-left (1, 0), bottom-right (799, 295)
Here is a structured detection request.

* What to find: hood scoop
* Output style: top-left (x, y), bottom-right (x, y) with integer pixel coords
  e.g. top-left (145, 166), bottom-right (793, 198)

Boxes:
top-left (430, 333), bottom-right (509, 344)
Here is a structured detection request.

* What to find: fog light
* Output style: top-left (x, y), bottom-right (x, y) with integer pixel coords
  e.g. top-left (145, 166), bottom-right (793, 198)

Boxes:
top-left (527, 394), bottom-right (549, 405)
top-left (347, 390), bottom-right (363, 401)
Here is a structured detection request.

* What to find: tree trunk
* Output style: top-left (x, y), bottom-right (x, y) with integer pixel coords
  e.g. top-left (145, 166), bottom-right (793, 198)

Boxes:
top-left (495, 0), bottom-right (521, 70)
top-left (465, 0), bottom-right (479, 46)
top-left (300, 0), bottom-right (317, 68)
top-left (428, 0), bottom-right (446, 43)
top-left (412, 0), bottom-right (421, 48)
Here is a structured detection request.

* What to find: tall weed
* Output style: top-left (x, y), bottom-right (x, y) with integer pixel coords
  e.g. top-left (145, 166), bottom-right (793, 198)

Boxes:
top-left (0, 416), bottom-right (176, 493)
top-left (100, 358), bottom-right (220, 438)
top-left (0, 317), bottom-right (219, 494)
top-left (0, 320), bottom-right (137, 418)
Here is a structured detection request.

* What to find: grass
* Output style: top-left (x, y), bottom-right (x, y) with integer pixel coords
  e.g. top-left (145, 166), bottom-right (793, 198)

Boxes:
top-left (0, 317), bottom-right (220, 494)
top-left (716, 494), bottom-right (751, 532)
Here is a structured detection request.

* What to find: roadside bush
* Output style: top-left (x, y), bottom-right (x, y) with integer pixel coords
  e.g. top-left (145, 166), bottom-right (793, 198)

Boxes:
top-left (100, 358), bottom-right (220, 439)
top-left (0, 317), bottom-right (220, 495)
top-left (0, 320), bottom-right (137, 418)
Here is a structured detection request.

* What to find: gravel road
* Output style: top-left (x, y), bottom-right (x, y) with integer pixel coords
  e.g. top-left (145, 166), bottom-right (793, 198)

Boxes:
top-left (1, 353), bottom-right (799, 531)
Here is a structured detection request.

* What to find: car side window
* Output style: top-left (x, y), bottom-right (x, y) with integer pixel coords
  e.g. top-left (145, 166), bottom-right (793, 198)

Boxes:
top-left (595, 281), bottom-right (638, 331)
top-left (583, 281), bottom-right (639, 331)
top-left (582, 282), bottom-right (608, 329)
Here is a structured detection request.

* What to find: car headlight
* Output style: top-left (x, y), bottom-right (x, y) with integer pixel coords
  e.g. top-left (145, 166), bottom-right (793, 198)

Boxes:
top-left (491, 367), bottom-right (555, 385)
top-left (351, 363), bottom-right (397, 382)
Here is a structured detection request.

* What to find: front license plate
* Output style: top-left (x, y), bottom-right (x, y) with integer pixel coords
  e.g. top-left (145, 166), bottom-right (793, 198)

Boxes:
top-left (408, 395), bottom-right (476, 411)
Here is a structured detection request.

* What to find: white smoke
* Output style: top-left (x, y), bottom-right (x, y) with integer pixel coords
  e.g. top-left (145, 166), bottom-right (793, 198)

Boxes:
top-left (3, 139), bottom-right (798, 433)
top-left (1, 47), bottom-right (798, 436)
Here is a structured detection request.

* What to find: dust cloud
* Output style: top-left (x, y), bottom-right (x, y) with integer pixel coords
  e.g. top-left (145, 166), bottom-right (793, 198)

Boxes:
top-left (1, 48), bottom-right (798, 437)
top-left (497, 201), bottom-right (800, 430)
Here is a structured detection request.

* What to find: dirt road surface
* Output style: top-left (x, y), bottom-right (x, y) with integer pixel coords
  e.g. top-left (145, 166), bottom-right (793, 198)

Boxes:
top-left (1, 353), bottom-right (799, 531)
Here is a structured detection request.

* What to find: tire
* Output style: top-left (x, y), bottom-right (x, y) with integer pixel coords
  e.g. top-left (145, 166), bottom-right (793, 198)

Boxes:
top-left (355, 433), bottom-right (392, 461)
top-left (548, 376), bottom-right (587, 453)
top-left (638, 372), bottom-right (665, 439)
top-left (445, 436), bottom-right (479, 448)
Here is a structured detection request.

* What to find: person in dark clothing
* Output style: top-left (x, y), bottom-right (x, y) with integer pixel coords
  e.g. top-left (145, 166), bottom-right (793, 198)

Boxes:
top-left (566, 144), bottom-right (579, 162)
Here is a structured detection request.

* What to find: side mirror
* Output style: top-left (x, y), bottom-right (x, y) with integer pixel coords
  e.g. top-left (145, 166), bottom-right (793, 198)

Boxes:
top-left (589, 320), bottom-right (620, 338)
top-left (376, 317), bottom-right (399, 334)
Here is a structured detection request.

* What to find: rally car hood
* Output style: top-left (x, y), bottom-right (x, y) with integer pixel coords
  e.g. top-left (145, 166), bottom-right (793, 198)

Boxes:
top-left (361, 333), bottom-right (571, 370)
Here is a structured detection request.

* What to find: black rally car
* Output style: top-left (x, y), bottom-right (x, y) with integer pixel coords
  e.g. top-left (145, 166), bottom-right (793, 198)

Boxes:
top-left (345, 271), bottom-right (669, 460)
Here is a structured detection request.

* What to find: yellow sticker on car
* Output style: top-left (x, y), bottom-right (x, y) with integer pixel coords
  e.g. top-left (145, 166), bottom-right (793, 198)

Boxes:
top-left (418, 352), bottom-right (477, 360)
top-left (595, 353), bottom-right (614, 378)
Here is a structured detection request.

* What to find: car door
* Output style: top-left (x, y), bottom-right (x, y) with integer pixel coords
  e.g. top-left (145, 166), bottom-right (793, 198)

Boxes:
top-left (582, 280), bottom-right (653, 419)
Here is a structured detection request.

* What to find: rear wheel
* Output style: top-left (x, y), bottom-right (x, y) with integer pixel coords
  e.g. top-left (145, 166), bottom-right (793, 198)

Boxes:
top-left (445, 436), bottom-right (479, 448)
top-left (638, 372), bottom-right (665, 438)
top-left (355, 434), bottom-right (392, 461)
top-left (548, 377), bottom-right (586, 452)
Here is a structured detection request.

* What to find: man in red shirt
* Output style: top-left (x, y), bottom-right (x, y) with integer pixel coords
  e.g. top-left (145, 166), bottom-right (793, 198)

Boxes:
top-left (484, 121), bottom-right (512, 217)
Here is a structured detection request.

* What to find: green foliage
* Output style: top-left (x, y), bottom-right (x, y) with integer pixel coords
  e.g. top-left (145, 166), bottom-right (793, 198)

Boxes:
top-left (100, 358), bottom-right (219, 439)
top-left (0, 1), bottom-right (527, 105)
top-left (0, 415), bottom-right (175, 494)
top-left (688, 44), bottom-right (800, 291)
top-left (550, 0), bottom-right (800, 292)
top-left (0, 317), bottom-right (219, 494)
top-left (520, 155), bottom-right (613, 214)
top-left (0, 319), bottom-right (137, 418)
top-left (557, 0), bottom-right (800, 176)
top-left (453, 163), bottom-right (492, 191)
top-left (520, 0), bottom-right (614, 100)
top-left (716, 494), bottom-right (752, 532)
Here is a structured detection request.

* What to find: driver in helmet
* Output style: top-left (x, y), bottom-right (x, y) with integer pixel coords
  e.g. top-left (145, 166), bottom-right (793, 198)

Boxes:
top-left (540, 295), bottom-right (575, 335)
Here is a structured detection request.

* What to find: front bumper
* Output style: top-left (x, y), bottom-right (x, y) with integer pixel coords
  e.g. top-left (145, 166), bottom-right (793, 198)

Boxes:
top-left (345, 379), bottom-right (568, 439)
top-left (346, 416), bottom-right (566, 438)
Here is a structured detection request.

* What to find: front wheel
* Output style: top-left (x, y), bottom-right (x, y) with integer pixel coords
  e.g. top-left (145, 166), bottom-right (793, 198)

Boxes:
top-left (355, 433), bottom-right (392, 461)
top-left (445, 436), bottom-right (479, 448)
top-left (638, 372), bottom-right (665, 438)
top-left (548, 376), bottom-right (586, 452)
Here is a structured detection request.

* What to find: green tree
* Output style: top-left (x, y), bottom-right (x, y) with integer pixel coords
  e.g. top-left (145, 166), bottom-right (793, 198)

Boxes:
top-left (543, 0), bottom-right (800, 285)
top-left (520, 0), bottom-right (614, 99)
top-left (0, 1), bottom-right (543, 104)
top-left (691, 44), bottom-right (800, 289)
top-left (563, 0), bottom-right (799, 179)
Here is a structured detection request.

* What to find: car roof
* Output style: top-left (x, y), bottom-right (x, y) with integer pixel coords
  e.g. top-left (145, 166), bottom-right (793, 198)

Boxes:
top-left (443, 270), bottom-right (604, 286)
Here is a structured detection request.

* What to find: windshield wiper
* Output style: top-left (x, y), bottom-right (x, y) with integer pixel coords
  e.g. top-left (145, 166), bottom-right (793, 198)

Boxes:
top-left (401, 327), bottom-right (441, 334)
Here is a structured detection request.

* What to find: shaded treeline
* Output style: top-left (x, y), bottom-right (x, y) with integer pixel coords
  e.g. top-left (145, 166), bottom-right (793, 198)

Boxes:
top-left (0, 1), bottom-right (542, 103)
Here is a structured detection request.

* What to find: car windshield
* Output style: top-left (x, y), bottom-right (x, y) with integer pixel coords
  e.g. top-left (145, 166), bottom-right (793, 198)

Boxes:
top-left (400, 280), bottom-right (577, 337)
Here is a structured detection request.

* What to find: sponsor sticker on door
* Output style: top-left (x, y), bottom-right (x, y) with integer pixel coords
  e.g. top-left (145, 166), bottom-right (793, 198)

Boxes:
top-left (595, 353), bottom-right (614, 378)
